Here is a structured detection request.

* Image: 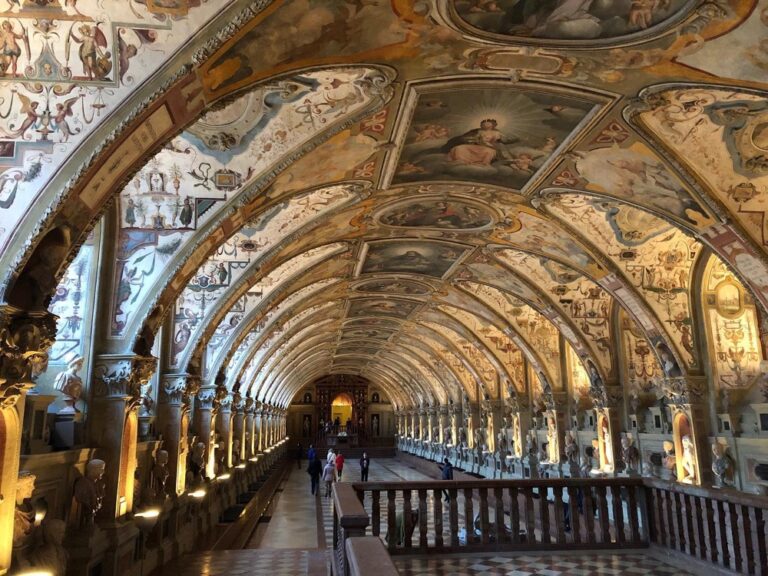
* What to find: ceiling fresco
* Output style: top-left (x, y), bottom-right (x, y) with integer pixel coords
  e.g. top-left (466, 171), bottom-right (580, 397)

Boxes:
top-left (445, 0), bottom-right (695, 43)
top-left (0, 0), bottom-right (238, 251)
top-left (389, 83), bottom-right (599, 190)
top-left (11, 0), bottom-right (768, 412)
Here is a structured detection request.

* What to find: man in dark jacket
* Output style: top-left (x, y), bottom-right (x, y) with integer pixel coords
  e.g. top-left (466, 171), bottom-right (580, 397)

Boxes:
top-left (360, 452), bottom-right (370, 481)
top-left (438, 458), bottom-right (453, 502)
top-left (307, 455), bottom-right (322, 496)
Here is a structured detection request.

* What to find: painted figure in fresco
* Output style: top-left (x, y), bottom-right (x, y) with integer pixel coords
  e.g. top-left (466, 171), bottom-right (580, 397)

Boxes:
top-left (52, 97), bottom-right (81, 142)
top-left (444, 118), bottom-right (518, 166)
top-left (179, 196), bottom-right (193, 227)
top-left (69, 24), bottom-right (111, 80)
top-left (125, 199), bottom-right (138, 227)
top-left (0, 20), bottom-right (26, 76)
top-left (656, 342), bottom-right (682, 378)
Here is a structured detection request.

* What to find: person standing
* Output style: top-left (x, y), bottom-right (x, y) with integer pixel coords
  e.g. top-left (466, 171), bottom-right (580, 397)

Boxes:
top-left (307, 455), bottom-right (322, 496)
top-left (335, 452), bottom-right (345, 480)
top-left (322, 459), bottom-right (337, 497)
top-left (326, 447), bottom-right (336, 467)
top-left (296, 442), bottom-right (303, 470)
top-left (307, 443), bottom-right (316, 463)
top-left (438, 458), bottom-right (453, 502)
top-left (360, 452), bottom-right (370, 481)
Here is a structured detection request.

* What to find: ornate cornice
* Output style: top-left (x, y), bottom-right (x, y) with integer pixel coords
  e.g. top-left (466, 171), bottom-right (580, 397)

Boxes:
top-left (192, 1), bottom-right (274, 66)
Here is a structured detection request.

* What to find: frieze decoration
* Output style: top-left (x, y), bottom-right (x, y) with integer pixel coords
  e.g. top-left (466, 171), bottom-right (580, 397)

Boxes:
top-left (92, 354), bottom-right (157, 409)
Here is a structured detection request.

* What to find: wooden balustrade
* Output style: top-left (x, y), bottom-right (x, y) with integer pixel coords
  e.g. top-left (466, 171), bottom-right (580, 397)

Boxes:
top-left (349, 478), bottom-right (647, 555)
top-left (645, 478), bottom-right (768, 576)
top-left (332, 474), bottom-right (768, 576)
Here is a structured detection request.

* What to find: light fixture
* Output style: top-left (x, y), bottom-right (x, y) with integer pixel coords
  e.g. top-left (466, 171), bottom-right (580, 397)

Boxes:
top-left (17, 571), bottom-right (53, 576)
top-left (235, 463), bottom-right (246, 469)
top-left (189, 489), bottom-right (206, 498)
top-left (217, 473), bottom-right (231, 481)
top-left (135, 509), bottom-right (161, 519)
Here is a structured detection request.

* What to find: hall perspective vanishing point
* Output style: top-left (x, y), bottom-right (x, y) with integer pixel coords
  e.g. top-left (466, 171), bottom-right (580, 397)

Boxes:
top-left (2, 0), bottom-right (768, 574)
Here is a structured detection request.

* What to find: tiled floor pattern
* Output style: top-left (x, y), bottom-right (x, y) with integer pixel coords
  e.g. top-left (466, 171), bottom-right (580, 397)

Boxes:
top-left (157, 548), bottom-right (327, 576)
top-left (394, 553), bottom-right (692, 575)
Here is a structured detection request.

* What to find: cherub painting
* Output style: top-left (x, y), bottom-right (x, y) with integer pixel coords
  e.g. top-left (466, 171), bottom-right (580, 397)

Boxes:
top-left (67, 23), bottom-right (112, 80)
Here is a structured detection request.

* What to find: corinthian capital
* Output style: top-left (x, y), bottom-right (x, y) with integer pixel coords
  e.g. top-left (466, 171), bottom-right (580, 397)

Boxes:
top-left (0, 305), bottom-right (58, 406)
top-left (93, 354), bottom-right (157, 409)
top-left (159, 373), bottom-right (200, 409)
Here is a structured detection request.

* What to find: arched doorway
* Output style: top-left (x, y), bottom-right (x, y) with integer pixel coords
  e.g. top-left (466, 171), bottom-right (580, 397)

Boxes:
top-left (331, 393), bottom-right (354, 432)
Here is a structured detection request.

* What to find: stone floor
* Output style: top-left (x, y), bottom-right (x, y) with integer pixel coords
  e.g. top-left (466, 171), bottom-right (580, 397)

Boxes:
top-left (157, 458), bottom-right (693, 575)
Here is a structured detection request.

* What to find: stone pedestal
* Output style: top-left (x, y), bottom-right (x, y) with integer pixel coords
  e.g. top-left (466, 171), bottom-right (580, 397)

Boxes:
top-left (64, 526), bottom-right (109, 576)
top-left (53, 412), bottom-right (85, 450)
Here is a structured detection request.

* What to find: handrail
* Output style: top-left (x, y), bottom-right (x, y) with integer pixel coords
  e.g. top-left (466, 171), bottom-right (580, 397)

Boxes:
top-left (332, 483), bottom-right (370, 576)
top-left (352, 477), bottom-right (645, 490)
top-left (644, 476), bottom-right (768, 507)
top-left (345, 537), bottom-right (399, 576)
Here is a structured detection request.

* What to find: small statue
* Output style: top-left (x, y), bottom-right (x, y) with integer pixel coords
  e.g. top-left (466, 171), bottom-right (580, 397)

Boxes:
top-left (629, 392), bottom-right (640, 415)
top-left (711, 441), bottom-right (734, 487)
top-left (14, 471), bottom-right (37, 549)
top-left (581, 446), bottom-right (594, 477)
top-left (680, 435), bottom-right (697, 483)
top-left (232, 438), bottom-right (241, 466)
top-left (564, 432), bottom-right (578, 465)
top-left (538, 441), bottom-right (549, 464)
top-left (662, 440), bottom-right (677, 478)
top-left (443, 425), bottom-right (452, 445)
top-left (150, 449), bottom-right (170, 503)
top-left (621, 436), bottom-right (640, 474)
top-left (187, 441), bottom-right (206, 486)
top-left (54, 356), bottom-right (84, 413)
top-left (720, 388), bottom-right (730, 414)
top-left (525, 432), bottom-right (537, 458)
top-left (71, 459), bottom-right (106, 528)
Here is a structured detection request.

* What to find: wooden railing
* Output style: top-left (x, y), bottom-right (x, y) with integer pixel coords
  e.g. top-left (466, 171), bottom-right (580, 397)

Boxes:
top-left (332, 483), bottom-right (369, 576)
top-left (350, 478), bottom-right (647, 554)
top-left (333, 475), bottom-right (768, 575)
top-left (645, 478), bottom-right (768, 575)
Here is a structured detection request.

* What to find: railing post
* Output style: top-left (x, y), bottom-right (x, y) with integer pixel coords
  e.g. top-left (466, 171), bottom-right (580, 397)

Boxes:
top-left (332, 483), bottom-right (370, 576)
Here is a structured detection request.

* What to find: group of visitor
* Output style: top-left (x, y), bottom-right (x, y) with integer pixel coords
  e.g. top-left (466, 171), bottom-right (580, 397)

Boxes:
top-left (302, 444), bottom-right (371, 496)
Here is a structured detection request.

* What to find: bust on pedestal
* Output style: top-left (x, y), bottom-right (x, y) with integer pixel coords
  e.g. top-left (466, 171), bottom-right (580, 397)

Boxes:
top-left (53, 356), bottom-right (85, 449)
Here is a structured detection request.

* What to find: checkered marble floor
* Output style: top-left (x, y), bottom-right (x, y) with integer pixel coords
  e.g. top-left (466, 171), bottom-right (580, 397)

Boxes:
top-left (394, 552), bottom-right (691, 575)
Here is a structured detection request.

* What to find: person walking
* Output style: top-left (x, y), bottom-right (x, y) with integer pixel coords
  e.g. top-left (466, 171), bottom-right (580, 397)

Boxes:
top-left (326, 447), bottom-right (336, 467)
top-left (335, 452), bottom-right (345, 480)
top-left (360, 452), bottom-right (370, 482)
top-left (438, 457), bottom-right (453, 502)
top-left (307, 455), bottom-right (322, 496)
top-left (322, 459), bottom-right (337, 497)
top-left (307, 443), bottom-right (316, 463)
top-left (296, 442), bottom-right (303, 469)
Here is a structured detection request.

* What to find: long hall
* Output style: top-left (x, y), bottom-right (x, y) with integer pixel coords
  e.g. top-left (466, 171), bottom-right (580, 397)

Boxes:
top-left (2, 1), bottom-right (768, 576)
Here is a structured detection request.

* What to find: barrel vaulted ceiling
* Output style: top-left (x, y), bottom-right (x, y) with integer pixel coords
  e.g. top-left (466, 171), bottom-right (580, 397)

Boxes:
top-left (2, 0), bottom-right (768, 410)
